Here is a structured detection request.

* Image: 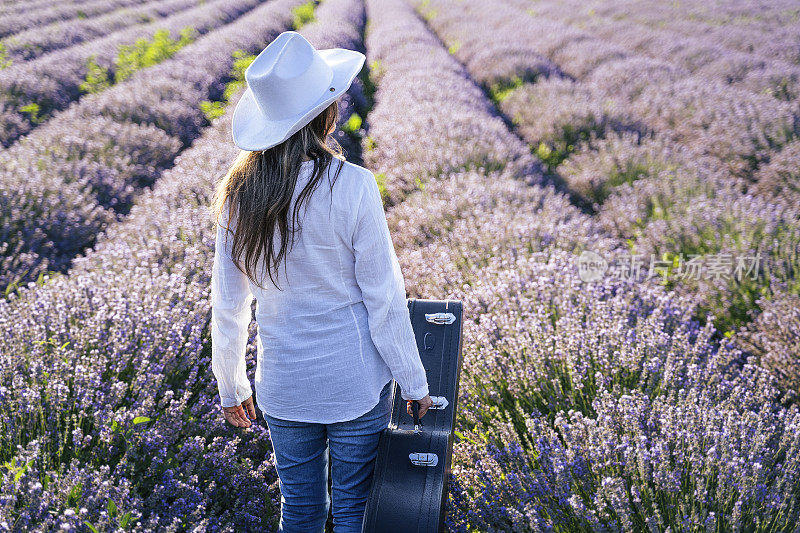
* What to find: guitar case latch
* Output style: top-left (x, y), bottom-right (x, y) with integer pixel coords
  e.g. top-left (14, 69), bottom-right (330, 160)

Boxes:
top-left (409, 452), bottom-right (439, 467)
top-left (424, 312), bottom-right (455, 325)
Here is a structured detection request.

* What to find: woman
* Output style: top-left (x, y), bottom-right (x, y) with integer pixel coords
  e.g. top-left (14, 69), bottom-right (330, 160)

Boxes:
top-left (209, 31), bottom-right (433, 532)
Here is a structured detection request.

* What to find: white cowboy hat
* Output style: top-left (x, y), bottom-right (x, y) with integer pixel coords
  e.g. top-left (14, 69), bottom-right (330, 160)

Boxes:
top-left (231, 31), bottom-right (365, 152)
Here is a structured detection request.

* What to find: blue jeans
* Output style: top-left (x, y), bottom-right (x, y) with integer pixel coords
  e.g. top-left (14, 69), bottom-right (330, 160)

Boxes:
top-left (263, 380), bottom-right (393, 532)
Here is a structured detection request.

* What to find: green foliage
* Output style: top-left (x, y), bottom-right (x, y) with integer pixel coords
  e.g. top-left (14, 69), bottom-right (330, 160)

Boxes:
top-left (341, 112), bottom-right (362, 134)
top-left (534, 141), bottom-right (560, 169)
top-left (79, 27), bottom-right (197, 95)
top-left (2, 457), bottom-right (33, 483)
top-left (374, 172), bottom-right (388, 203)
top-left (761, 76), bottom-right (794, 101)
top-left (624, 184), bottom-right (794, 333)
top-left (448, 41), bottom-right (461, 55)
top-left (200, 49), bottom-right (256, 122)
top-left (0, 42), bottom-right (11, 69)
top-left (66, 482), bottom-right (83, 507)
top-left (359, 60), bottom-right (380, 109)
top-left (223, 49), bottom-right (256, 99)
top-left (3, 277), bottom-right (19, 298)
top-left (589, 158), bottom-right (677, 206)
top-left (291, 1), bottom-right (317, 29)
top-left (418, 0), bottom-right (437, 20)
top-left (487, 75), bottom-right (525, 104)
top-left (18, 102), bottom-right (42, 124)
top-left (79, 55), bottom-right (111, 94)
top-left (535, 123), bottom-right (600, 173)
top-left (231, 49), bottom-right (255, 78)
top-left (115, 26), bottom-right (197, 83)
top-left (368, 59), bottom-right (385, 80)
top-left (100, 499), bottom-right (132, 530)
top-left (200, 100), bottom-right (226, 121)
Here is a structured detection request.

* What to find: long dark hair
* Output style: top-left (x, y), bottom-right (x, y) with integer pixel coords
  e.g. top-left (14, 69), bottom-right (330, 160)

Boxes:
top-left (212, 100), bottom-right (345, 290)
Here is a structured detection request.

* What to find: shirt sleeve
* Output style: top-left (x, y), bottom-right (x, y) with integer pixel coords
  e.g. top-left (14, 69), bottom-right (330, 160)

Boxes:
top-left (352, 172), bottom-right (429, 401)
top-left (211, 200), bottom-right (255, 408)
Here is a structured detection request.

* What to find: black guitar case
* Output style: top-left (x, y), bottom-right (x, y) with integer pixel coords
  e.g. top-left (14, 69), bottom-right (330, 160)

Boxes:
top-left (361, 298), bottom-right (464, 533)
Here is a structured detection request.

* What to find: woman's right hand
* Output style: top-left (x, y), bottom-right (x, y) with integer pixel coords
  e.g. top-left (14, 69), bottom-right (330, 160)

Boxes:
top-left (222, 395), bottom-right (256, 428)
top-left (406, 394), bottom-right (433, 419)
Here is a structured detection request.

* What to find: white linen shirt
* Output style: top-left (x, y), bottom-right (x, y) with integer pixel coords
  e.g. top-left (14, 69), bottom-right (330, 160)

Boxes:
top-left (210, 157), bottom-right (429, 423)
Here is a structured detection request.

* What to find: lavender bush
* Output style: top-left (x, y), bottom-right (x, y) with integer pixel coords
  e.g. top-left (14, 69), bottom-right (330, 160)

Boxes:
top-left (413, 0), bottom-right (800, 335)
top-left (0, 0), bottom-right (264, 146)
top-left (555, 131), bottom-right (722, 207)
top-left (415, 0), bottom-right (800, 180)
top-left (0, 1), bottom-right (366, 529)
top-left (3, 0), bottom-right (800, 530)
top-left (735, 289), bottom-right (800, 399)
top-left (0, 0), bottom-right (306, 296)
top-left (0, 0), bottom-right (150, 39)
top-left (0, 0), bottom-right (201, 64)
top-left (754, 139), bottom-right (800, 204)
top-left (506, 0), bottom-right (800, 66)
top-left (551, 132), bottom-right (800, 334)
top-left (363, 0), bottom-right (800, 530)
top-left (507, 0), bottom-right (800, 103)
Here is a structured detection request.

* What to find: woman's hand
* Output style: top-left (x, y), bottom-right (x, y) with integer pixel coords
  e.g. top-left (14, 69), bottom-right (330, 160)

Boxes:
top-left (222, 395), bottom-right (257, 428)
top-left (406, 395), bottom-right (433, 419)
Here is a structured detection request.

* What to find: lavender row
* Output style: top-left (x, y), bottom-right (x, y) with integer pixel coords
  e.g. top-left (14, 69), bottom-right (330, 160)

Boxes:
top-left (358, 5), bottom-right (647, 527)
top-left (0, 0), bottom-right (124, 15)
top-left (0, 0), bottom-right (150, 39)
top-left (506, 0), bottom-right (800, 65)
top-left (520, 0), bottom-right (800, 103)
top-left (0, 0), bottom-right (263, 147)
top-left (298, 0), bottom-right (370, 161)
top-left (589, 139), bottom-right (800, 334)
top-left (584, 0), bottom-right (800, 27)
top-left (434, 2), bottom-right (798, 530)
top-left (358, 1), bottom-right (553, 208)
top-left (368, 0), bottom-right (800, 529)
top-left (414, 0), bottom-right (799, 180)
top-left (0, 0), bottom-right (305, 296)
top-left (404, 238), bottom-right (800, 528)
top-left (545, 98), bottom-right (800, 338)
top-left (359, 0), bottom-right (635, 522)
top-left (356, 0), bottom-right (617, 323)
top-left (357, 0), bottom-right (613, 256)
top-left (356, 7), bottom-right (625, 442)
top-left (735, 288), bottom-right (800, 399)
top-left (427, 0), bottom-right (799, 208)
top-left (358, 0), bottom-right (622, 294)
top-left (0, 0), bottom-right (202, 64)
top-left (413, 0), bottom-right (800, 335)
top-left (396, 190), bottom-right (800, 528)
top-left (495, 58), bottom-right (800, 334)
top-left (0, 2), bottom-right (366, 528)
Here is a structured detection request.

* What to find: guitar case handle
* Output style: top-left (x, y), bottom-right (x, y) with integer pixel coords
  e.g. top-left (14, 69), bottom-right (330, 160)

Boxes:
top-left (408, 400), bottom-right (440, 467)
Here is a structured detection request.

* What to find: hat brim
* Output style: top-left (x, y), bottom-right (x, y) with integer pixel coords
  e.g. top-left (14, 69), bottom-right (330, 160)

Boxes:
top-left (231, 48), bottom-right (366, 152)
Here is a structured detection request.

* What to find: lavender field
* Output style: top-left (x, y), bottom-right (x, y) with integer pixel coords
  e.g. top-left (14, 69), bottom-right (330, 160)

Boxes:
top-left (1, 0), bottom-right (799, 530)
